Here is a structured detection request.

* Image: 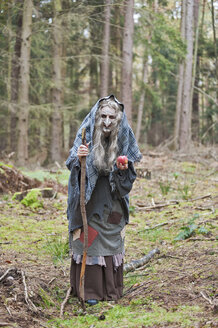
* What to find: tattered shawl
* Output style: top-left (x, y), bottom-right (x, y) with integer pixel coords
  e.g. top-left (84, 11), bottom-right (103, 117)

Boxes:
top-left (66, 95), bottom-right (142, 231)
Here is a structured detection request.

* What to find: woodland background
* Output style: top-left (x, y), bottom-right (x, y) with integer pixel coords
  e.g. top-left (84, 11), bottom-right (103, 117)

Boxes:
top-left (0, 0), bottom-right (217, 167)
top-left (0, 1), bottom-right (217, 326)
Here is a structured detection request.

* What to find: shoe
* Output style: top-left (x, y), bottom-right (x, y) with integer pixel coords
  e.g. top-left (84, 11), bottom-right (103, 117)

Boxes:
top-left (86, 299), bottom-right (98, 306)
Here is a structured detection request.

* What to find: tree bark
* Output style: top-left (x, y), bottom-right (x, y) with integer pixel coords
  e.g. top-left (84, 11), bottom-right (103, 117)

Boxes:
top-left (179, 0), bottom-right (194, 150)
top-left (191, 0), bottom-right (200, 141)
top-left (174, 0), bottom-right (186, 149)
top-left (51, 0), bottom-right (63, 163)
top-left (211, 0), bottom-right (218, 98)
top-left (121, 0), bottom-right (134, 124)
top-left (135, 59), bottom-right (148, 143)
top-left (114, 7), bottom-right (123, 99)
top-left (100, 0), bottom-right (111, 98)
top-left (9, 0), bottom-right (23, 154)
top-left (17, 0), bottom-right (33, 165)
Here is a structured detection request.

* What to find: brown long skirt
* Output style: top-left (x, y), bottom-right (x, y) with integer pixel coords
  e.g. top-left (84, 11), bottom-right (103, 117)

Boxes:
top-left (70, 256), bottom-right (123, 301)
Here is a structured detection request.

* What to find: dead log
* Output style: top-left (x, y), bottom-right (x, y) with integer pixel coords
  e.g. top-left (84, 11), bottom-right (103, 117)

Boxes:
top-left (124, 248), bottom-right (160, 273)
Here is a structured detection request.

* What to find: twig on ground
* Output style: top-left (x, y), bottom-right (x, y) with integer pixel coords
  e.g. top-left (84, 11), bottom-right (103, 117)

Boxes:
top-left (161, 254), bottom-right (182, 260)
top-left (0, 323), bottom-right (14, 327)
top-left (5, 304), bottom-right (12, 316)
top-left (60, 286), bottom-right (72, 318)
top-left (124, 248), bottom-right (160, 273)
top-left (136, 194), bottom-right (214, 212)
top-left (0, 268), bottom-right (13, 282)
top-left (48, 277), bottom-right (56, 285)
top-left (21, 270), bottom-right (38, 312)
top-left (60, 268), bottom-right (66, 276)
top-left (124, 273), bottom-right (149, 278)
top-left (186, 237), bottom-right (216, 242)
top-left (140, 222), bottom-right (168, 232)
top-left (136, 202), bottom-right (178, 211)
top-left (123, 280), bottom-right (153, 297)
top-left (194, 206), bottom-right (214, 211)
top-left (135, 264), bottom-right (150, 271)
top-left (200, 291), bottom-right (213, 305)
top-left (51, 191), bottom-right (57, 200)
top-left (190, 194), bottom-right (211, 201)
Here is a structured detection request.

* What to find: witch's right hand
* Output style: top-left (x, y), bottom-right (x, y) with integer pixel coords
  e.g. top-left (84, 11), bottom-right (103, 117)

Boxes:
top-left (77, 144), bottom-right (89, 161)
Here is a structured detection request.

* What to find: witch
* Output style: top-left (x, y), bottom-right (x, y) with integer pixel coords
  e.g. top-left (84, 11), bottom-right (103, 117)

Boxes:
top-left (66, 95), bottom-right (141, 305)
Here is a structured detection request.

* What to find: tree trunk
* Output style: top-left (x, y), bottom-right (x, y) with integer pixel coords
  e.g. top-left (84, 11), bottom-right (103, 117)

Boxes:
top-left (114, 7), bottom-right (123, 99)
top-left (100, 0), bottom-right (111, 98)
top-left (121, 0), bottom-right (134, 124)
top-left (191, 0), bottom-right (200, 141)
top-left (89, 1), bottom-right (104, 104)
top-left (17, 0), bottom-right (33, 165)
top-left (211, 0), bottom-right (218, 98)
top-left (51, 0), bottom-right (63, 163)
top-left (135, 59), bottom-right (149, 143)
top-left (174, 0), bottom-right (186, 149)
top-left (9, 0), bottom-right (22, 154)
top-left (179, 0), bottom-right (194, 150)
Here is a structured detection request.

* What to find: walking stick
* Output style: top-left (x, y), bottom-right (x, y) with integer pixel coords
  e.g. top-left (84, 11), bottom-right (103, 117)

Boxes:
top-left (79, 128), bottom-right (88, 311)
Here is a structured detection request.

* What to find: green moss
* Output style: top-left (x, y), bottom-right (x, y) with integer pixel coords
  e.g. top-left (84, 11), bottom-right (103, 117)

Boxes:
top-left (20, 189), bottom-right (43, 209)
top-left (0, 161), bottom-right (13, 168)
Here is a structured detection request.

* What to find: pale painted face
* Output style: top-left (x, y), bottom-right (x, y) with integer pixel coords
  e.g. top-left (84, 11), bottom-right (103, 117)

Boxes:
top-left (100, 106), bottom-right (117, 136)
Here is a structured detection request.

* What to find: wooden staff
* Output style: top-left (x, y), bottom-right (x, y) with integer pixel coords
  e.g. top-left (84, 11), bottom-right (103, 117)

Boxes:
top-left (79, 128), bottom-right (88, 311)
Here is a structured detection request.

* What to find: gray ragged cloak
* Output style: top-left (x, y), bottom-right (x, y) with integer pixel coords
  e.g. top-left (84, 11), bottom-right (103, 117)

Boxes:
top-left (66, 95), bottom-right (142, 233)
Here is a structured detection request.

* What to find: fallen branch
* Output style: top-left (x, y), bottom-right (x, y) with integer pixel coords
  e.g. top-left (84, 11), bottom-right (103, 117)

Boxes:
top-left (0, 268), bottom-right (13, 282)
top-left (190, 194), bottom-right (211, 201)
top-left (123, 280), bottom-right (152, 297)
top-left (0, 323), bottom-right (14, 327)
top-left (5, 304), bottom-right (12, 316)
top-left (125, 273), bottom-right (149, 278)
top-left (60, 286), bottom-right (72, 318)
top-left (186, 237), bottom-right (216, 242)
top-left (136, 194), bottom-right (213, 212)
top-left (48, 277), bottom-right (56, 285)
top-left (124, 248), bottom-right (160, 273)
top-left (200, 291), bottom-right (213, 305)
top-left (21, 270), bottom-right (38, 312)
top-left (136, 202), bottom-right (178, 211)
top-left (140, 222), bottom-right (168, 232)
top-left (194, 206), bottom-right (214, 211)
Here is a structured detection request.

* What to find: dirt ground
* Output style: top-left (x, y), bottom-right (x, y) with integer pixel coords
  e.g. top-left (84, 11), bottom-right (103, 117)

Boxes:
top-left (0, 148), bottom-right (217, 328)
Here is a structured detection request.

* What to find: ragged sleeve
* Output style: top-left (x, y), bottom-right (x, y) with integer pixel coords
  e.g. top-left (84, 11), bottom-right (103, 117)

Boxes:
top-left (112, 161), bottom-right (137, 198)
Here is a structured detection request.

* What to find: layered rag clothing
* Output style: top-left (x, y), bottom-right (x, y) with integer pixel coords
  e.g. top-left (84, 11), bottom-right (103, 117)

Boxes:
top-left (66, 95), bottom-right (141, 301)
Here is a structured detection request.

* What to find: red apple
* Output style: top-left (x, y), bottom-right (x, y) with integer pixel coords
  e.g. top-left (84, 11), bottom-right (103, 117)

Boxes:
top-left (117, 155), bottom-right (128, 165)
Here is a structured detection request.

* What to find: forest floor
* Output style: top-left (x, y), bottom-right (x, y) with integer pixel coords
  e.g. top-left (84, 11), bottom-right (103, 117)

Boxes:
top-left (0, 147), bottom-right (217, 328)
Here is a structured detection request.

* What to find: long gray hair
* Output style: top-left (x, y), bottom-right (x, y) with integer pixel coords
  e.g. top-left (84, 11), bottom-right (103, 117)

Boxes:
top-left (93, 98), bottom-right (123, 172)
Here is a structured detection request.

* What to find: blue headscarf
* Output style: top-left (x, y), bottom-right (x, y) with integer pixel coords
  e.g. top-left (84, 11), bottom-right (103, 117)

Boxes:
top-left (66, 95), bottom-right (142, 204)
